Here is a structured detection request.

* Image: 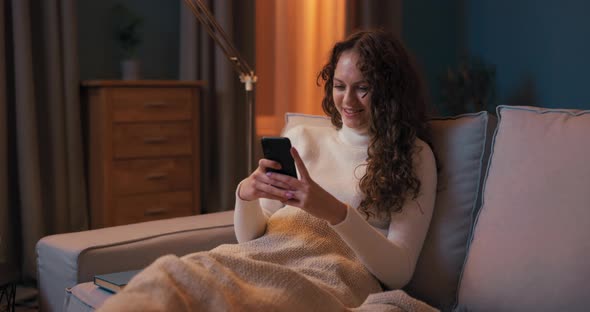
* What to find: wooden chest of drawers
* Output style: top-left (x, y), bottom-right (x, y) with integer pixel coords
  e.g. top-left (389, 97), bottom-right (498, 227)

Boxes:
top-left (82, 80), bottom-right (205, 228)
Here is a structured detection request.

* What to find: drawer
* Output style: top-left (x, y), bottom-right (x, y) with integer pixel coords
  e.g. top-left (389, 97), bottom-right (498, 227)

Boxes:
top-left (111, 88), bottom-right (193, 122)
top-left (113, 122), bottom-right (192, 159)
top-left (112, 157), bottom-right (192, 195)
top-left (113, 191), bottom-right (193, 225)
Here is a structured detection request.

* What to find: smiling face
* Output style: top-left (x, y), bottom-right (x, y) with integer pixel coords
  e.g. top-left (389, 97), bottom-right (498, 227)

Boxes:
top-left (332, 50), bottom-right (371, 131)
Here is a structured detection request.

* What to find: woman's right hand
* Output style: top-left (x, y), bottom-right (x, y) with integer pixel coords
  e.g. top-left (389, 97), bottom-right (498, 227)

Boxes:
top-left (237, 159), bottom-right (294, 202)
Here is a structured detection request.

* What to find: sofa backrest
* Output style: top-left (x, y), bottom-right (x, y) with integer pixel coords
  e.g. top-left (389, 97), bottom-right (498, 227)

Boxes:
top-left (404, 112), bottom-right (497, 310)
top-left (457, 105), bottom-right (590, 312)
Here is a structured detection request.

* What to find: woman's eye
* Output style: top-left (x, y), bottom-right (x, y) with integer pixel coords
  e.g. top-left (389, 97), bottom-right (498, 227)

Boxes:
top-left (358, 86), bottom-right (369, 92)
top-left (333, 85), bottom-right (345, 90)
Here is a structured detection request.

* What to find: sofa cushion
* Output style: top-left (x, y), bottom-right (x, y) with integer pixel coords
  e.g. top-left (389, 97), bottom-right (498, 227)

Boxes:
top-left (457, 105), bottom-right (590, 311)
top-left (404, 111), bottom-right (496, 310)
top-left (284, 112), bottom-right (497, 310)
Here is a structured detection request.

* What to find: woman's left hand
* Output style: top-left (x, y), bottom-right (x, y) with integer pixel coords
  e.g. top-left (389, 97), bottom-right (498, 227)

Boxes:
top-left (266, 147), bottom-right (348, 225)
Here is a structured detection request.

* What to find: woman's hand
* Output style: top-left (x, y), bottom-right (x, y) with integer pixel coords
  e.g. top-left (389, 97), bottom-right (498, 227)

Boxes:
top-left (238, 158), bottom-right (295, 202)
top-left (266, 147), bottom-right (348, 225)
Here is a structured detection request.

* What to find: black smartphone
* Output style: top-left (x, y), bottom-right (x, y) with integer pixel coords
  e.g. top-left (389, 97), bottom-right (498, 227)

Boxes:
top-left (261, 137), bottom-right (297, 178)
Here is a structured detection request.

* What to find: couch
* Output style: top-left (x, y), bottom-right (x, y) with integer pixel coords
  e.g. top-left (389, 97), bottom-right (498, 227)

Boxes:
top-left (36, 105), bottom-right (590, 311)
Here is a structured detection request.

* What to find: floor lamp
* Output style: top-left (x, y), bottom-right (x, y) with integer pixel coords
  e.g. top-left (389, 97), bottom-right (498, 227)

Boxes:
top-left (183, 0), bottom-right (257, 173)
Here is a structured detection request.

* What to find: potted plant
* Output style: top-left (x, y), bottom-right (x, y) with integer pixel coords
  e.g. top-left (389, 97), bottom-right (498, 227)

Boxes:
top-left (111, 4), bottom-right (143, 80)
top-left (439, 57), bottom-right (497, 115)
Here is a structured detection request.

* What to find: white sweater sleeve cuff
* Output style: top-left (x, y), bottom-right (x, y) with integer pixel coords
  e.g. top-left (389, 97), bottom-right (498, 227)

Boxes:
top-left (234, 181), bottom-right (267, 242)
top-left (234, 181), bottom-right (262, 211)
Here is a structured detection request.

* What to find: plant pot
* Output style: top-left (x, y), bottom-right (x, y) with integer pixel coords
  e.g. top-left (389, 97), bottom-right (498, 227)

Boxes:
top-left (121, 59), bottom-right (141, 80)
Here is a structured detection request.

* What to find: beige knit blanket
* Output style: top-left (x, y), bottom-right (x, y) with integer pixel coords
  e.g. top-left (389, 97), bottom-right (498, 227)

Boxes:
top-left (98, 206), bottom-right (438, 312)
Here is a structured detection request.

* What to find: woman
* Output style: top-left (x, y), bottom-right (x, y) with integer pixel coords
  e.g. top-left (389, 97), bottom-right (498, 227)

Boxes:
top-left (236, 29), bottom-right (437, 290)
top-left (98, 30), bottom-right (437, 312)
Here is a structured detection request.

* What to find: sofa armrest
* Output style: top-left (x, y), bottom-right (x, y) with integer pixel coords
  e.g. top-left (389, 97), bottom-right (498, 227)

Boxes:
top-left (36, 210), bottom-right (235, 312)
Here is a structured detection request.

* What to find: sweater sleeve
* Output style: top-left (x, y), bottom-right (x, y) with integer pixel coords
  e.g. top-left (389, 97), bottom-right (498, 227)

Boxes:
top-left (330, 140), bottom-right (437, 289)
top-left (233, 181), bottom-right (285, 243)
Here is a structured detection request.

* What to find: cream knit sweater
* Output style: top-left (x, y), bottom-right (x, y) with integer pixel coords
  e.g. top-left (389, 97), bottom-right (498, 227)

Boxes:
top-left (234, 123), bottom-right (437, 290)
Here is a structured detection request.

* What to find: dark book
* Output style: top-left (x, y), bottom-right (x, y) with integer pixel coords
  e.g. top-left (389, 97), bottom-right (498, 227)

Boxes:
top-left (93, 269), bottom-right (141, 293)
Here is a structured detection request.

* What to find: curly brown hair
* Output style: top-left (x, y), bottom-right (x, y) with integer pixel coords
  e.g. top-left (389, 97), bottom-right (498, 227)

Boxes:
top-left (318, 29), bottom-right (433, 218)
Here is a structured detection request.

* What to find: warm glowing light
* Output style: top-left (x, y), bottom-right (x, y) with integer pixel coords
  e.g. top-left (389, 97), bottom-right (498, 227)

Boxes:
top-left (256, 0), bottom-right (345, 136)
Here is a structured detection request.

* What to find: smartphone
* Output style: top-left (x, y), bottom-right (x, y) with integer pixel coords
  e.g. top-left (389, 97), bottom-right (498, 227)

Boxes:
top-left (261, 137), bottom-right (297, 178)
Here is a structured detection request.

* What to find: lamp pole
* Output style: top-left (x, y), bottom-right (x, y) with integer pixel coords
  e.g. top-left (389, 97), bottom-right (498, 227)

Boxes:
top-left (183, 0), bottom-right (257, 173)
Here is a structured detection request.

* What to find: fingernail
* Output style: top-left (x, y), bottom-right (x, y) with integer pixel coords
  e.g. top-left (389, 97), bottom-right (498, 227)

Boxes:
top-left (266, 172), bottom-right (272, 177)
top-left (285, 192), bottom-right (293, 199)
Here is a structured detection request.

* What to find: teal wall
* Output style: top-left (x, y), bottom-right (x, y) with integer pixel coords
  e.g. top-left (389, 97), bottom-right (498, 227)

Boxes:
top-left (78, 0), bottom-right (180, 80)
top-left (467, 0), bottom-right (590, 109)
top-left (403, 0), bottom-right (590, 114)
top-left (402, 0), bottom-right (464, 115)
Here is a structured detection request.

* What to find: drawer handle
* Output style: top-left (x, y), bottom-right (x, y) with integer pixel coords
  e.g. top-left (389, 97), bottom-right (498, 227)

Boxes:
top-left (144, 207), bottom-right (168, 216)
top-left (144, 102), bottom-right (168, 108)
top-left (143, 136), bottom-right (168, 144)
top-left (145, 173), bottom-right (168, 180)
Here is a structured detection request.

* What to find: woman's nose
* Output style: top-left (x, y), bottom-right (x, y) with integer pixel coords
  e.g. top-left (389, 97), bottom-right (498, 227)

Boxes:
top-left (343, 89), bottom-right (356, 105)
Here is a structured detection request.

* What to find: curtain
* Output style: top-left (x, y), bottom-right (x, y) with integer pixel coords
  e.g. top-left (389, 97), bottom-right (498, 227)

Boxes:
top-left (0, 0), bottom-right (88, 281)
top-left (179, 0), bottom-right (254, 213)
top-left (255, 0), bottom-right (346, 137)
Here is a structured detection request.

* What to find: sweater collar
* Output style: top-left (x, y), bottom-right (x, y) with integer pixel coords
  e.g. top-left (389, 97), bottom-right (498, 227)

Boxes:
top-left (338, 125), bottom-right (370, 148)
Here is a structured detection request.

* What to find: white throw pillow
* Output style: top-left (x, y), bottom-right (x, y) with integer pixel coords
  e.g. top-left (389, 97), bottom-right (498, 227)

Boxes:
top-left (458, 105), bottom-right (590, 312)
